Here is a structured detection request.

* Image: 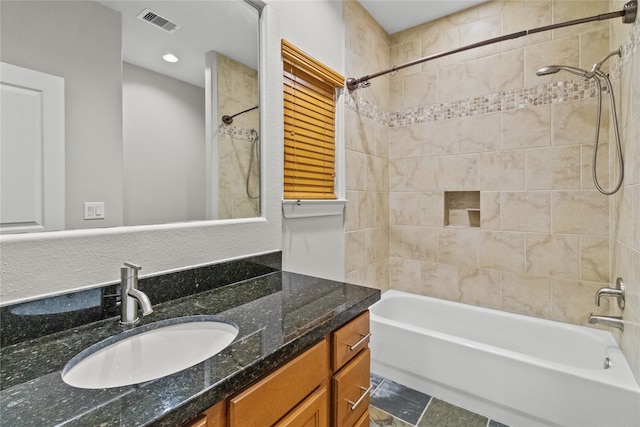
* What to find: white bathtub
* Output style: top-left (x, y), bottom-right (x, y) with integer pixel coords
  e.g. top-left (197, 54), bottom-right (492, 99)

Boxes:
top-left (370, 290), bottom-right (640, 427)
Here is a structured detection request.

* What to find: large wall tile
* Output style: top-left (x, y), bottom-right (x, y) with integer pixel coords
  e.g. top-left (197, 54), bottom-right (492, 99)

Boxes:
top-left (551, 190), bottom-right (609, 235)
top-left (458, 267), bottom-right (501, 309)
top-left (479, 150), bottom-right (525, 190)
top-left (580, 235), bottom-right (610, 283)
top-left (525, 233), bottom-right (580, 279)
top-left (438, 49), bottom-right (524, 101)
top-left (480, 191), bottom-right (500, 230)
top-left (389, 157), bottom-right (439, 192)
top-left (438, 228), bottom-right (479, 269)
top-left (551, 277), bottom-right (609, 326)
top-left (390, 192), bottom-right (444, 226)
top-left (552, 97), bottom-right (606, 147)
top-left (501, 105), bottom-right (551, 150)
top-left (438, 154), bottom-right (479, 190)
top-left (389, 225), bottom-right (439, 262)
top-left (524, 35), bottom-right (579, 87)
top-left (479, 231), bottom-right (525, 273)
top-left (501, 191), bottom-right (551, 233)
top-left (525, 146), bottom-right (581, 190)
top-left (420, 261), bottom-right (460, 300)
top-left (500, 272), bottom-right (552, 318)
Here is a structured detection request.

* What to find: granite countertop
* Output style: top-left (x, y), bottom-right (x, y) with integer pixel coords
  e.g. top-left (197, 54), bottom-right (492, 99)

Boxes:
top-left (0, 270), bottom-right (380, 426)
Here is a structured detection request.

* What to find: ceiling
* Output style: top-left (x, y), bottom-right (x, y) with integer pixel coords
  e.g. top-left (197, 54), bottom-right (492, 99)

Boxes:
top-left (98, 1), bottom-right (259, 87)
top-left (358, 0), bottom-right (488, 34)
top-left (97, 1), bottom-right (487, 87)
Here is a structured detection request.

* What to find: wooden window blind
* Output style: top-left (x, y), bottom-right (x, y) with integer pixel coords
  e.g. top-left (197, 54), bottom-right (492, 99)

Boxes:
top-left (282, 39), bottom-right (344, 200)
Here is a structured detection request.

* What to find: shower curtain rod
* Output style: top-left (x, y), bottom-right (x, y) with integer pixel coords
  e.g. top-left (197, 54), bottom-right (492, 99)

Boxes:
top-left (346, 0), bottom-right (638, 91)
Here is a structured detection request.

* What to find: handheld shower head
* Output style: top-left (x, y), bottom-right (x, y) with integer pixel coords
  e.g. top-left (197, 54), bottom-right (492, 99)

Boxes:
top-left (535, 65), bottom-right (590, 77)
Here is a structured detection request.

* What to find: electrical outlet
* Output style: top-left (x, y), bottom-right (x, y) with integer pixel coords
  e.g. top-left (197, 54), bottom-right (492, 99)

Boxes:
top-left (84, 202), bottom-right (105, 220)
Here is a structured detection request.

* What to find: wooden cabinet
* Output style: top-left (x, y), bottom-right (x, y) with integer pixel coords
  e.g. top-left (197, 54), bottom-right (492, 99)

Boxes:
top-left (330, 312), bottom-right (371, 427)
top-left (332, 349), bottom-right (370, 427)
top-left (183, 311), bottom-right (370, 427)
top-left (183, 400), bottom-right (226, 427)
top-left (274, 386), bottom-right (328, 427)
top-left (228, 339), bottom-right (328, 427)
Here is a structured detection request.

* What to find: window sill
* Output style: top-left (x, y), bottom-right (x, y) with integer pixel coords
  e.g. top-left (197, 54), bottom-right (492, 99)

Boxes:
top-left (282, 199), bottom-right (348, 219)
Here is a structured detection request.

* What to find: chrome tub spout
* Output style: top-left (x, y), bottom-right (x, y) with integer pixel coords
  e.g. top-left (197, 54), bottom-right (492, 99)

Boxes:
top-left (588, 313), bottom-right (624, 331)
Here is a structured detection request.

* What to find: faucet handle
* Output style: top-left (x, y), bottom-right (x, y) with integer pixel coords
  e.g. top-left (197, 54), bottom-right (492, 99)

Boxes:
top-left (123, 262), bottom-right (142, 271)
top-left (595, 278), bottom-right (625, 309)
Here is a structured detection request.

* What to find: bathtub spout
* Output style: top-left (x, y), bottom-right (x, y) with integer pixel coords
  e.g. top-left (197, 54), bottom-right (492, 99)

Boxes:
top-left (588, 313), bottom-right (624, 331)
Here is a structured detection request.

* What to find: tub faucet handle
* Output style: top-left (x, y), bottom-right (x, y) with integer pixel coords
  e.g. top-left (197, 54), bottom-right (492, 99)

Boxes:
top-left (595, 278), bottom-right (625, 309)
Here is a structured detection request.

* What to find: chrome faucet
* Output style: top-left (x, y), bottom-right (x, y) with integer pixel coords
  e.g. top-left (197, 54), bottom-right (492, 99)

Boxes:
top-left (120, 262), bottom-right (153, 325)
top-left (588, 314), bottom-right (624, 331)
top-left (595, 278), bottom-right (625, 309)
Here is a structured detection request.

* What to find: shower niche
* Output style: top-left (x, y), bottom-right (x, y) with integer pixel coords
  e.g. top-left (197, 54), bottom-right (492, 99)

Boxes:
top-left (445, 191), bottom-right (480, 228)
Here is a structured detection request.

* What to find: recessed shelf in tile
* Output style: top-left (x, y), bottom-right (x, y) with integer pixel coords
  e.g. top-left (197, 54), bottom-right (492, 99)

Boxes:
top-left (445, 191), bottom-right (480, 228)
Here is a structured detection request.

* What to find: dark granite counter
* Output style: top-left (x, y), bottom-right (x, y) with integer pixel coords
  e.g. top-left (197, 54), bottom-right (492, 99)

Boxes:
top-left (0, 255), bottom-right (380, 426)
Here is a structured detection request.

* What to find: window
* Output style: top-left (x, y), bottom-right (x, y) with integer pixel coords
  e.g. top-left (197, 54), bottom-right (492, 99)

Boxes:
top-left (282, 39), bottom-right (344, 200)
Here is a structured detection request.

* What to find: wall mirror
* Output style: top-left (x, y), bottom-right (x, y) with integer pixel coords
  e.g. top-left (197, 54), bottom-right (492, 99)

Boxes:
top-left (0, 0), bottom-right (261, 234)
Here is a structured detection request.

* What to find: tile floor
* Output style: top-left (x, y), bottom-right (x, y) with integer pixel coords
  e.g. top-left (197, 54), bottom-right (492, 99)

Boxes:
top-left (369, 373), bottom-right (510, 427)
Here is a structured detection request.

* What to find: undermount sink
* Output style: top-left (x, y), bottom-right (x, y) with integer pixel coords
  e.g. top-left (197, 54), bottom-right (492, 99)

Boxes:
top-left (61, 315), bottom-right (239, 389)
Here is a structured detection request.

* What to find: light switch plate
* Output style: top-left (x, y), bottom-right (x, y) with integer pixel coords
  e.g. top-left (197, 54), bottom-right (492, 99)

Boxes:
top-left (84, 202), bottom-right (105, 220)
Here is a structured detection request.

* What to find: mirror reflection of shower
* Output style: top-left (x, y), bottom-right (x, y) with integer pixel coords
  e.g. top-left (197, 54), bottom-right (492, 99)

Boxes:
top-left (536, 48), bottom-right (624, 195)
top-left (221, 105), bottom-right (260, 200)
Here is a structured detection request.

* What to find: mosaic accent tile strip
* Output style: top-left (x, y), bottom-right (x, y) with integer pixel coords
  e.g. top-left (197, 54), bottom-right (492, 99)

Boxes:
top-left (218, 125), bottom-right (258, 141)
top-left (345, 20), bottom-right (639, 128)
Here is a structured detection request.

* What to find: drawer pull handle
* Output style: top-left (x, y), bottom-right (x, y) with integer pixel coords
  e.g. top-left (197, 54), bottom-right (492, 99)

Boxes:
top-left (348, 332), bottom-right (372, 351)
top-left (348, 385), bottom-right (372, 411)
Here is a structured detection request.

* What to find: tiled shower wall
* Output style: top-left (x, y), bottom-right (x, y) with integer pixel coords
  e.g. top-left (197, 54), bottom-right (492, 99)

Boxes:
top-left (610, 0), bottom-right (640, 384)
top-left (217, 54), bottom-right (260, 220)
top-left (385, 0), bottom-right (614, 326)
top-left (345, 0), bottom-right (639, 381)
top-left (344, 0), bottom-right (391, 291)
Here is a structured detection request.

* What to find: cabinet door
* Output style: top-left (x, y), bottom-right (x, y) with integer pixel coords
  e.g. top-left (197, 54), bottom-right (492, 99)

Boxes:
top-left (183, 415), bottom-right (207, 427)
top-left (332, 348), bottom-right (370, 427)
top-left (228, 339), bottom-right (328, 427)
top-left (275, 386), bottom-right (328, 427)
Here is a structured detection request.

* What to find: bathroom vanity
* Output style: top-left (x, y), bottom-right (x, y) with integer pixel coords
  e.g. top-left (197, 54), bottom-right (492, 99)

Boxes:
top-left (0, 253), bottom-right (380, 426)
top-left (185, 311), bottom-right (371, 427)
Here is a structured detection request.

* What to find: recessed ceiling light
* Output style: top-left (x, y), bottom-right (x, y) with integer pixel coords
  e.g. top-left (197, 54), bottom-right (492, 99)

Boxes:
top-left (162, 53), bottom-right (179, 63)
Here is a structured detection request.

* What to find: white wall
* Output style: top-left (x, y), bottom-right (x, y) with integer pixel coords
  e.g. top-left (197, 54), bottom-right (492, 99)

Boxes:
top-left (0, 0), bottom-right (347, 304)
top-left (122, 62), bottom-right (206, 226)
top-left (279, 0), bottom-right (348, 281)
top-left (0, 1), bottom-right (124, 230)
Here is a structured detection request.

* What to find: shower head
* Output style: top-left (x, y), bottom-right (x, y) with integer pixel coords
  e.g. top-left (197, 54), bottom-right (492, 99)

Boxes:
top-left (537, 48), bottom-right (622, 79)
top-left (536, 65), bottom-right (590, 77)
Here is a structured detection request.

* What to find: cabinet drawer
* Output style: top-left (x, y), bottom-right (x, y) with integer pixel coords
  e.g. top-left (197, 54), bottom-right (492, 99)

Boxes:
top-left (228, 338), bottom-right (328, 427)
top-left (332, 348), bottom-right (370, 427)
top-left (331, 311), bottom-right (370, 371)
top-left (353, 410), bottom-right (369, 427)
top-left (274, 386), bottom-right (328, 427)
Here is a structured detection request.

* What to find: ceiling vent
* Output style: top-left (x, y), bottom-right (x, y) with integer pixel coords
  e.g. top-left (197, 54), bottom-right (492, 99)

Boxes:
top-left (136, 9), bottom-right (181, 33)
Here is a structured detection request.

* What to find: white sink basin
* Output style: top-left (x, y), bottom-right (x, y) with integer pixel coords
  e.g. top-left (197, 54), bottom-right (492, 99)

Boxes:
top-left (61, 316), bottom-right (239, 389)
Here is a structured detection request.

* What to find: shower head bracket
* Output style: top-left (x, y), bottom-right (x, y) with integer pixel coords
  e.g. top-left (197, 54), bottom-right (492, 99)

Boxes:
top-left (622, 0), bottom-right (637, 23)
